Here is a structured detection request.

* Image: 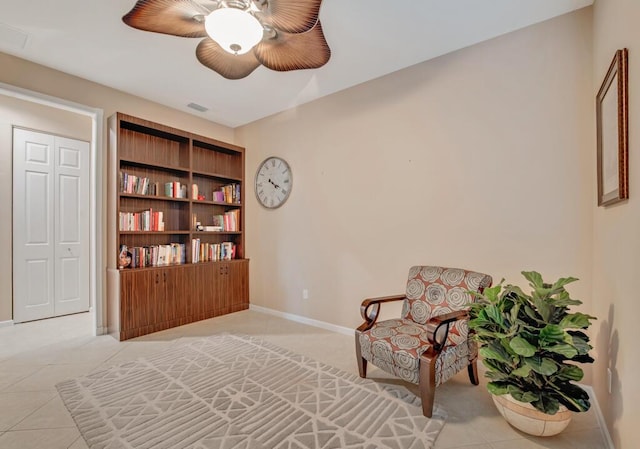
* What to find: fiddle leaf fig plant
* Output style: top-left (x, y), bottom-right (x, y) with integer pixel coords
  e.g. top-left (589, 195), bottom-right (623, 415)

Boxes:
top-left (468, 271), bottom-right (596, 415)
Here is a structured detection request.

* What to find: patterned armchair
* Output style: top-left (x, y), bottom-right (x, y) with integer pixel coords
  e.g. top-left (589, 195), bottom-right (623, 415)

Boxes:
top-left (355, 266), bottom-right (492, 417)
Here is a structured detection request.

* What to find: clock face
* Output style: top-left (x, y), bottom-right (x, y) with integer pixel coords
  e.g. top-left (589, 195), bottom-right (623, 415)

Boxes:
top-left (255, 156), bottom-right (292, 209)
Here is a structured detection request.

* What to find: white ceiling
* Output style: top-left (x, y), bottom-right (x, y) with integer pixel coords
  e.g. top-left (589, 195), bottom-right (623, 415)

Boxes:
top-left (0, 0), bottom-right (593, 128)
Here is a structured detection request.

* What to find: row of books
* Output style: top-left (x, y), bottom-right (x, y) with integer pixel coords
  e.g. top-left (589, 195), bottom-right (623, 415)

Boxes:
top-left (121, 243), bottom-right (186, 268)
top-left (213, 209), bottom-right (240, 232)
top-left (120, 173), bottom-right (241, 205)
top-left (120, 172), bottom-right (160, 196)
top-left (165, 181), bottom-right (188, 199)
top-left (119, 209), bottom-right (165, 231)
top-left (212, 183), bottom-right (241, 204)
top-left (191, 239), bottom-right (236, 263)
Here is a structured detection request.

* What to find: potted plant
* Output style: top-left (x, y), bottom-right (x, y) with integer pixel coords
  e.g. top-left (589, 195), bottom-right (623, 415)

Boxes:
top-left (468, 271), bottom-right (596, 436)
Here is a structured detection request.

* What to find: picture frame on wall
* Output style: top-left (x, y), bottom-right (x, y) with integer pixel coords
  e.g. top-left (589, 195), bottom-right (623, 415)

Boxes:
top-left (596, 48), bottom-right (628, 207)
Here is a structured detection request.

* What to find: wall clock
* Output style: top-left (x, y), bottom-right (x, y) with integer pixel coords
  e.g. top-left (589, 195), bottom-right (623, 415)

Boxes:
top-left (255, 156), bottom-right (292, 209)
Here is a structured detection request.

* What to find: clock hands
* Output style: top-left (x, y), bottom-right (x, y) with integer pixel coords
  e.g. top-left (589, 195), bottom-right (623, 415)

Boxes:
top-left (268, 178), bottom-right (281, 190)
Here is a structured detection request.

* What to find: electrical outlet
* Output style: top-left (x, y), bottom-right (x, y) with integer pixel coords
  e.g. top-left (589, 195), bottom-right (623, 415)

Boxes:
top-left (302, 289), bottom-right (309, 300)
top-left (607, 368), bottom-right (612, 394)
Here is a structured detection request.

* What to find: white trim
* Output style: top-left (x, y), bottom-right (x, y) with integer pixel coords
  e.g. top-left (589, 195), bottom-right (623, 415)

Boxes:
top-left (0, 320), bottom-right (14, 328)
top-left (0, 81), bottom-right (104, 337)
top-left (250, 305), bottom-right (353, 336)
top-left (579, 384), bottom-right (615, 449)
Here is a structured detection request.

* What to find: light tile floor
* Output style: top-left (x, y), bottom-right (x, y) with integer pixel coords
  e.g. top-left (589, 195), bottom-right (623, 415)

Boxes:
top-left (0, 311), bottom-right (608, 449)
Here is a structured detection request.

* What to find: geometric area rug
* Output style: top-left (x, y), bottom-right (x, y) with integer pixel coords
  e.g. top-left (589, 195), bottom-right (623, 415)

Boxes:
top-left (56, 334), bottom-right (446, 449)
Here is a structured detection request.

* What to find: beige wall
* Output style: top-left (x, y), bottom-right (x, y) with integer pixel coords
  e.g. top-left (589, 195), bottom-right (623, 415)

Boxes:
top-left (0, 52), bottom-right (235, 325)
top-left (592, 0), bottom-right (640, 447)
top-left (0, 96), bottom-right (92, 322)
top-left (237, 9), bottom-right (594, 335)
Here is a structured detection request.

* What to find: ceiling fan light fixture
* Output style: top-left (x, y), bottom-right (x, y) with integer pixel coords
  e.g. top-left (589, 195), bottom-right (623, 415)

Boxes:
top-left (204, 7), bottom-right (263, 55)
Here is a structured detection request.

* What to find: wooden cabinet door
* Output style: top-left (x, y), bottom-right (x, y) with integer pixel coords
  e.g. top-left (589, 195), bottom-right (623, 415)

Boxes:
top-left (215, 263), bottom-right (230, 313)
top-left (120, 269), bottom-right (154, 331)
top-left (153, 268), bottom-right (173, 324)
top-left (225, 260), bottom-right (249, 309)
top-left (154, 265), bottom-right (193, 324)
top-left (192, 263), bottom-right (221, 316)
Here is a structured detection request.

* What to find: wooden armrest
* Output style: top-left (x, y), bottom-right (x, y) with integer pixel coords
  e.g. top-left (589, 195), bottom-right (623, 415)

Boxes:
top-left (356, 294), bottom-right (406, 332)
top-left (425, 310), bottom-right (469, 352)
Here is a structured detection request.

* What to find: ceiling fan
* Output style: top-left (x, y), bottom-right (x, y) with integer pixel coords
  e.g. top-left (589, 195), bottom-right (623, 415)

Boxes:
top-left (122, 0), bottom-right (331, 80)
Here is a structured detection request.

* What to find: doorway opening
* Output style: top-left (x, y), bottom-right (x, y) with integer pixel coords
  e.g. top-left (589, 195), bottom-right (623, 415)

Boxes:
top-left (0, 82), bottom-right (104, 336)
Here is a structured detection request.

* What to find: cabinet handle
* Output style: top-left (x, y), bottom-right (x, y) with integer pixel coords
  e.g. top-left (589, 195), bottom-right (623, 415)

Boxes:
top-left (156, 273), bottom-right (159, 284)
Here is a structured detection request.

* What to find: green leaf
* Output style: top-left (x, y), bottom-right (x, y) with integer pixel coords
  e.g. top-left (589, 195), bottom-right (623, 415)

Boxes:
top-left (524, 356), bottom-right (558, 376)
top-left (510, 336), bottom-right (536, 357)
top-left (539, 324), bottom-right (566, 345)
top-left (550, 277), bottom-right (579, 291)
top-left (482, 358), bottom-right (507, 374)
top-left (554, 365), bottom-right (584, 382)
top-left (511, 365), bottom-right (532, 377)
top-left (550, 290), bottom-right (582, 307)
top-left (522, 271), bottom-right (544, 289)
top-left (487, 382), bottom-right (510, 396)
top-left (546, 344), bottom-right (578, 358)
top-left (485, 305), bottom-right (504, 327)
top-left (531, 295), bottom-right (553, 322)
top-left (532, 395), bottom-right (560, 415)
top-left (551, 383), bottom-right (591, 412)
top-left (481, 284), bottom-right (503, 303)
top-left (573, 354), bottom-right (595, 364)
top-left (560, 313), bottom-right (596, 329)
top-left (523, 305), bottom-right (542, 322)
top-left (509, 303), bottom-right (521, 327)
top-left (570, 335), bottom-right (592, 355)
top-left (486, 370), bottom-right (509, 381)
top-left (508, 386), bottom-right (539, 403)
top-left (480, 342), bottom-right (511, 364)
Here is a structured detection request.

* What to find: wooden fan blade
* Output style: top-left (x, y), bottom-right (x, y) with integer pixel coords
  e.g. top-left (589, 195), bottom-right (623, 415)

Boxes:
top-left (196, 38), bottom-right (261, 80)
top-left (259, 0), bottom-right (323, 33)
top-left (254, 21), bottom-right (331, 72)
top-left (123, 0), bottom-right (208, 38)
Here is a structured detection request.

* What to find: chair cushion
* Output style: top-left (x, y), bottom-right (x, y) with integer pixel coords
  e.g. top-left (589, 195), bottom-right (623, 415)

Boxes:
top-left (436, 339), bottom-right (478, 386)
top-left (401, 266), bottom-right (491, 347)
top-left (358, 318), bottom-right (431, 384)
top-left (359, 319), bottom-right (479, 386)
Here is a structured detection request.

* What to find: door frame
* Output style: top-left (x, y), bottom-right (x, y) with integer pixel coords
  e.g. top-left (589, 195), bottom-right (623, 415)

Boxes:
top-left (1, 81), bottom-right (105, 335)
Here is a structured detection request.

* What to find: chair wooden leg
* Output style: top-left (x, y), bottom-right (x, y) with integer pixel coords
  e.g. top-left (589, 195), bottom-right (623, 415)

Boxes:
top-left (468, 359), bottom-right (479, 385)
top-left (419, 350), bottom-right (438, 418)
top-left (354, 332), bottom-right (367, 378)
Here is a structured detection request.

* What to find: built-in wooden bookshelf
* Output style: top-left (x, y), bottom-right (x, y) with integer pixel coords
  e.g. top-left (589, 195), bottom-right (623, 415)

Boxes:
top-left (107, 113), bottom-right (249, 340)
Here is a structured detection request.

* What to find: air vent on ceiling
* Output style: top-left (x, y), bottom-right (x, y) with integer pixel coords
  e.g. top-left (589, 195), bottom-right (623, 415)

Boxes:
top-left (0, 23), bottom-right (29, 50)
top-left (187, 102), bottom-right (209, 113)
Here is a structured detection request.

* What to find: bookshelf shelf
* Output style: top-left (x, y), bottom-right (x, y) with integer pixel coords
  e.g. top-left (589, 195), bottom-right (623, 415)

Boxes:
top-left (119, 193), bottom-right (190, 202)
top-left (192, 169), bottom-right (243, 182)
top-left (119, 230), bottom-right (191, 235)
top-left (120, 158), bottom-right (190, 174)
top-left (193, 231), bottom-right (243, 235)
top-left (107, 113), bottom-right (249, 341)
top-left (193, 199), bottom-right (242, 207)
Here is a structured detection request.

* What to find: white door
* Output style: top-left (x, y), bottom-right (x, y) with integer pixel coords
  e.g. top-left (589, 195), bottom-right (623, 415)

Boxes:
top-left (13, 129), bottom-right (90, 323)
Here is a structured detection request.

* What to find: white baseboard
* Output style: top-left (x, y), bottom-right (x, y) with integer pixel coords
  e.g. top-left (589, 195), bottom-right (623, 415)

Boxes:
top-left (580, 384), bottom-right (615, 449)
top-left (0, 320), bottom-right (14, 328)
top-left (249, 305), bottom-right (353, 337)
top-left (94, 326), bottom-right (108, 336)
